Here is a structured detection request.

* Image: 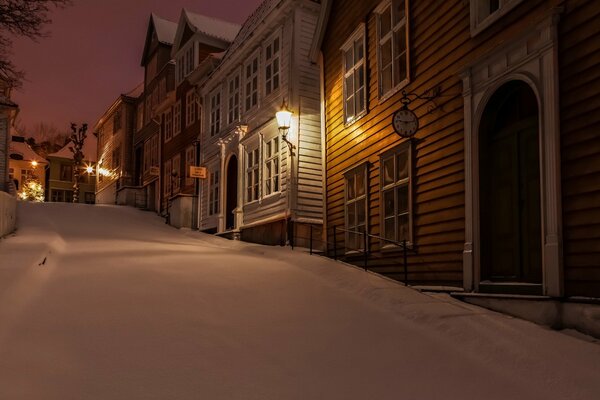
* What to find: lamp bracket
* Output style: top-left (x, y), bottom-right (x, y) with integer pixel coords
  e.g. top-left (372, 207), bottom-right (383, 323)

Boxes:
top-left (400, 86), bottom-right (441, 114)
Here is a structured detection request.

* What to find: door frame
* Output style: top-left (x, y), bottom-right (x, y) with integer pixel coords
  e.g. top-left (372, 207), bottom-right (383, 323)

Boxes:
top-left (460, 11), bottom-right (563, 296)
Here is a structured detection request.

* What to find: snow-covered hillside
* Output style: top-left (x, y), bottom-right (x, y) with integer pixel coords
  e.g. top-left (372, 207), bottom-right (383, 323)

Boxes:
top-left (0, 203), bottom-right (599, 399)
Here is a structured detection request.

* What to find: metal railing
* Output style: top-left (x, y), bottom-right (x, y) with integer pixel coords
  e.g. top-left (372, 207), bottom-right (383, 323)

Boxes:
top-left (294, 224), bottom-right (413, 285)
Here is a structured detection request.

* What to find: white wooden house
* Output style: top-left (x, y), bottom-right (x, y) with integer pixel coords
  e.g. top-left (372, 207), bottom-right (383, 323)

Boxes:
top-left (191, 0), bottom-right (323, 245)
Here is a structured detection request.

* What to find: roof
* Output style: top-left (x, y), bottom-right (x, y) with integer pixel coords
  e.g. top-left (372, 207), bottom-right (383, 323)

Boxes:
top-left (47, 134), bottom-right (98, 163)
top-left (221, 0), bottom-right (282, 63)
top-left (124, 82), bottom-right (144, 99)
top-left (141, 13), bottom-right (177, 65)
top-left (184, 9), bottom-right (240, 43)
top-left (9, 140), bottom-right (47, 163)
top-left (152, 13), bottom-right (178, 45)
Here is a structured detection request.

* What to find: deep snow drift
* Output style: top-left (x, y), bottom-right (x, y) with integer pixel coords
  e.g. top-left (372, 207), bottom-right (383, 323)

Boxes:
top-left (0, 202), bottom-right (599, 400)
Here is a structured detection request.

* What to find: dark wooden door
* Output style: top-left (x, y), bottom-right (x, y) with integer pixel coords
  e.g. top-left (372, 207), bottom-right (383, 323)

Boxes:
top-left (482, 118), bottom-right (541, 283)
top-left (226, 156), bottom-right (238, 230)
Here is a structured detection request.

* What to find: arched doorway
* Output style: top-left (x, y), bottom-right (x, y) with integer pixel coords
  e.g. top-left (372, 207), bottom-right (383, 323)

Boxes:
top-left (479, 80), bottom-right (542, 287)
top-left (225, 155), bottom-right (238, 230)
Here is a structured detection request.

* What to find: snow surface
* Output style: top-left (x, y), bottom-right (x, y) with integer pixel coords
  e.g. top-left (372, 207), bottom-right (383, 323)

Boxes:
top-left (0, 202), bottom-right (599, 400)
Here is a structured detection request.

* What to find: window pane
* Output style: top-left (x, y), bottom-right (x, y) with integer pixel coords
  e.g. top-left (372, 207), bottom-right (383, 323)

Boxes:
top-left (345, 50), bottom-right (353, 72)
top-left (397, 184), bottom-right (409, 213)
top-left (347, 175), bottom-right (355, 199)
top-left (357, 200), bottom-right (366, 225)
top-left (384, 217), bottom-right (395, 240)
top-left (398, 214), bottom-right (409, 241)
top-left (393, 0), bottom-right (405, 24)
top-left (380, 8), bottom-right (392, 36)
top-left (383, 157), bottom-right (394, 185)
top-left (354, 40), bottom-right (364, 63)
top-left (356, 170), bottom-right (365, 197)
top-left (383, 189), bottom-right (394, 217)
top-left (347, 204), bottom-right (356, 227)
top-left (397, 151), bottom-right (408, 180)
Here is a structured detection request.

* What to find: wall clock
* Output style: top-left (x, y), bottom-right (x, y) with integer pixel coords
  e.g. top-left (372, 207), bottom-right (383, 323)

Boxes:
top-left (392, 108), bottom-right (419, 138)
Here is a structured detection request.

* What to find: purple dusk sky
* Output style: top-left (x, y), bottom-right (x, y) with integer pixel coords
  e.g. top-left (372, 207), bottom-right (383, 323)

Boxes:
top-left (11, 0), bottom-right (263, 134)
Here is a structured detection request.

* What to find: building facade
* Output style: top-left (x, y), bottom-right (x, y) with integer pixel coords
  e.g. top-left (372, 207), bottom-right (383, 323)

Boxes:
top-left (315, 0), bottom-right (600, 297)
top-left (134, 13), bottom-right (177, 214)
top-left (8, 136), bottom-right (47, 197)
top-left (0, 82), bottom-right (18, 193)
top-left (164, 10), bottom-right (240, 228)
top-left (194, 0), bottom-right (323, 245)
top-left (94, 86), bottom-right (140, 205)
top-left (46, 135), bottom-right (97, 204)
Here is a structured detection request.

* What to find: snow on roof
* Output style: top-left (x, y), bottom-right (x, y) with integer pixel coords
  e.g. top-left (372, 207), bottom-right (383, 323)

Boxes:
top-left (152, 13), bottom-right (178, 45)
top-left (221, 0), bottom-right (282, 62)
top-left (47, 134), bottom-right (98, 163)
top-left (184, 9), bottom-right (241, 43)
top-left (9, 140), bottom-right (46, 163)
top-left (124, 82), bottom-right (144, 99)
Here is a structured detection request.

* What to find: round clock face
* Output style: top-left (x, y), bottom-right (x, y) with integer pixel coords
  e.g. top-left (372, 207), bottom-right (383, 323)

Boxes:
top-left (392, 109), bottom-right (418, 138)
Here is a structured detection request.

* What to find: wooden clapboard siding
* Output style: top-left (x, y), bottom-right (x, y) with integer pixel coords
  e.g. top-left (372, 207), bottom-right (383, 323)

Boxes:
top-left (322, 0), bottom-right (559, 286)
top-left (559, 0), bottom-right (600, 297)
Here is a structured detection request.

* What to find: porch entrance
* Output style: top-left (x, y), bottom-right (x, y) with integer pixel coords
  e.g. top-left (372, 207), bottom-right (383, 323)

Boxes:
top-left (225, 155), bottom-right (238, 230)
top-left (479, 81), bottom-right (542, 289)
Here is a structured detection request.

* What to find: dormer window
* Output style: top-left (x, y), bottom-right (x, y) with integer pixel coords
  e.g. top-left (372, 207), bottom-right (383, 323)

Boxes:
top-left (178, 43), bottom-right (197, 83)
top-left (470, 0), bottom-right (524, 36)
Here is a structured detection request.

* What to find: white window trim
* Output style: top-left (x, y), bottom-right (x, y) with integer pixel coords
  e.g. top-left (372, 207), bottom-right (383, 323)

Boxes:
top-left (173, 101), bottom-right (182, 136)
top-left (209, 88), bottom-right (222, 137)
top-left (243, 49), bottom-right (261, 113)
top-left (379, 142), bottom-right (413, 248)
top-left (375, 0), bottom-right (410, 102)
top-left (263, 135), bottom-right (281, 198)
top-left (341, 23), bottom-right (367, 126)
top-left (245, 144), bottom-right (260, 204)
top-left (344, 162), bottom-right (369, 253)
top-left (209, 168), bottom-right (220, 216)
top-left (264, 28), bottom-right (282, 98)
top-left (470, 0), bottom-right (524, 36)
top-left (227, 69), bottom-right (242, 126)
top-left (164, 109), bottom-right (173, 142)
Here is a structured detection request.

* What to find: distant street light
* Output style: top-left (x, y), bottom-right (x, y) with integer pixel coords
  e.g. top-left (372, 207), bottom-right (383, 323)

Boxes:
top-left (69, 123), bottom-right (88, 203)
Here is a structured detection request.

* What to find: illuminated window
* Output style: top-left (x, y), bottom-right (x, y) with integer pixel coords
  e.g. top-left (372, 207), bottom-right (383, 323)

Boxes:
top-left (341, 24), bottom-right (367, 124)
top-left (264, 137), bottom-right (280, 196)
top-left (375, 0), bottom-right (409, 99)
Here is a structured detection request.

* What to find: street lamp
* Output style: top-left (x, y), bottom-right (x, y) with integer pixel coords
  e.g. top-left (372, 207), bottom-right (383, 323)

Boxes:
top-left (69, 123), bottom-right (88, 203)
top-left (276, 100), bottom-right (294, 152)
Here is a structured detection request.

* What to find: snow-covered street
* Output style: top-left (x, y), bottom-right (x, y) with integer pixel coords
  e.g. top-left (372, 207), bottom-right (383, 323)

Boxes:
top-left (0, 203), bottom-right (599, 399)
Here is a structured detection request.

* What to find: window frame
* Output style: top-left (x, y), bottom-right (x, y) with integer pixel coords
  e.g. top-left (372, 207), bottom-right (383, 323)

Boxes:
top-left (341, 24), bottom-right (367, 125)
top-left (264, 30), bottom-right (282, 97)
top-left (379, 142), bottom-right (413, 248)
top-left (344, 163), bottom-right (369, 252)
top-left (245, 146), bottom-right (260, 204)
top-left (470, 0), bottom-right (524, 36)
top-left (173, 101), bottom-right (182, 136)
top-left (263, 135), bottom-right (281, 197)
top-left (244, 50), bottom-right (260, 113)
top-left (185, 90), bottom-right (197, 127)
top-left (164, 108), bottom-right (174, 141)
top-left (209, 169), bottom-right (220, 216)
top-left (375, 0), bottom-right (410, 102)
top-left (209, 88), bottom-right (222, 137)
top-left (227, 71), bottom-right (241, 125)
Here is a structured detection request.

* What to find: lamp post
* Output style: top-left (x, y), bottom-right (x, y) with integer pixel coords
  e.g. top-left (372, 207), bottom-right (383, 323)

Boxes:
top-left (276, 100), bottom-right (295, 247)
top-left (69, 123), bottom-right (88, 203)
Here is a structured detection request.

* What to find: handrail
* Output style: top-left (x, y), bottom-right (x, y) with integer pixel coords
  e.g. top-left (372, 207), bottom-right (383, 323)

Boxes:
top-left (332, 226), bottom-right (411, 249)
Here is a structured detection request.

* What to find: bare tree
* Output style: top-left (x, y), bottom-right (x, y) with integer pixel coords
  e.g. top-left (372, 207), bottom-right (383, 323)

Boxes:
top-left (0, 0), bottom-right (71, 88)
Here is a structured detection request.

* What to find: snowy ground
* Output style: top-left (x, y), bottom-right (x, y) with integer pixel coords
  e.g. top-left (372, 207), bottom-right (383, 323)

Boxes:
top-left (0, 203), bottom-right (599, 400)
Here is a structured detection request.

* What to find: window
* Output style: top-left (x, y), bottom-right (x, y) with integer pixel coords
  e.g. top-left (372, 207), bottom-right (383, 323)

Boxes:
top-left (246, 147), bottom-right (259, 202)
top-left (186, 90), bottom-right (197, 127)
top-left (341, 25), bottom-right (367, 124)
top-left (344, 164), bottom-right (368, 251)
top-left (210, 91), bottom-right (221, 136)
top-left (137, 102), bottom-right (144, 131)
top-left (376, 0), bottom-right (409, 99)
top-left (265, 34), bottom-right (280, 96)
top-left (470, 0), bottom-right (524, 35)
top-left (112, 146), bottom-right (121, 169)
top-left (380, 145), bottom-right (412, 244)
top-left (84, 192), bottom-right (95, 204)
top-left (244, 55), bottom-right (259, 111)
top-left (178, 44), bottom-right (197, 82)
top-left (60, 164), bottom-right (73, 181)
top-left (185, 146), bottom-right (195, 187)
top-left (264, 137), bottom-right (280, 196)
top-left (143, 140), bottom-right (151, 173)
top-left (164, 159), bottom-right (172, 197)
top-left (113, 111), bottom-right (122, 133)
top-left (51, 189), bottom-right (73, 203)
top-left (173, 101), bottom-right (182, 135)
top-left (209, 170), bottom-right (220, 215)
top-left (164, 108), bottom-right (173, 141)
top-left (227, 73), bottom-right (240, 125)
top-left (151, 134), bottom-right (159, 168)
top-left (172, 154), bottom-right (181, 194)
